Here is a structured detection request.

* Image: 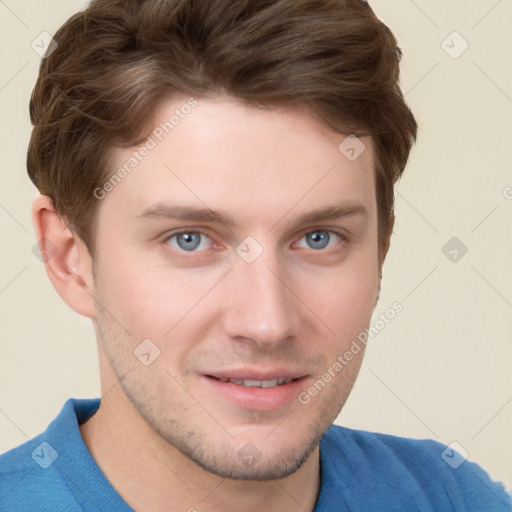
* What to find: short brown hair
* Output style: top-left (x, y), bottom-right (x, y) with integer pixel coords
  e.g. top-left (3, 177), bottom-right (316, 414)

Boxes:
top-left (28, 0), bottom-right (417, 257)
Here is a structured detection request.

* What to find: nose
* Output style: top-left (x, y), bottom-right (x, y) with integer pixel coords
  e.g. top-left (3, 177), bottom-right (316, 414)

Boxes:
top-left (221, 249), bottom-right (297, 349)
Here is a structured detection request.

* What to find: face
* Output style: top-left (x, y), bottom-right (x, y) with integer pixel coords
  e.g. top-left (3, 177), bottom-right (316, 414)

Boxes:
top-left (90, 96), bottom-right (381, 480)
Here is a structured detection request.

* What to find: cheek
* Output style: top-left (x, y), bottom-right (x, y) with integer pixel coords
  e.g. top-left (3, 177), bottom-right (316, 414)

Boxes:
top-left (94, 251), bottom-right (222, 340)
top-left (339, 265), bottom-right (379, 317)
top-left (299, 252), bottom-right (379, 336)
top-left (93, 248), bottom-right (167, 330)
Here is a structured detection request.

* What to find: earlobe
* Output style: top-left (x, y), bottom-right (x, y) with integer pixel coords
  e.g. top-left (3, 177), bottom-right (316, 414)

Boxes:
top-left (32, 194), bottom-right (97, 319)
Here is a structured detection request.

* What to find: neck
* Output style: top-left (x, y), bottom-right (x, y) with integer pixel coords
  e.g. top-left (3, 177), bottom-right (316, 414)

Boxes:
top-left (79, 387), bottom-right (321, 512)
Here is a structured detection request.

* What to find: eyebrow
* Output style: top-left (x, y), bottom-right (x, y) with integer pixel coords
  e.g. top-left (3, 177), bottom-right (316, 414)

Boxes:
top-left (135, 201), bottom-right (368, 230)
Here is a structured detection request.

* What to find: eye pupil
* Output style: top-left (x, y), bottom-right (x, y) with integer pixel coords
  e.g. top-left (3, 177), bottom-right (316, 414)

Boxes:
top-left (307, 231), bottom-right (329, 250)
top-left (177, 232), bottom-right (201, 251)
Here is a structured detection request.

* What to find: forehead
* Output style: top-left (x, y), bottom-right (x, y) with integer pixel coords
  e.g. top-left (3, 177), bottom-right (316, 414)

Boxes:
top-left (101, 96), bottom-right (377, 229)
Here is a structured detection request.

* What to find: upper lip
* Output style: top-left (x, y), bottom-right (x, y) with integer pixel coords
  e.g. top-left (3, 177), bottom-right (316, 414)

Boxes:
top-left (204, 368), bottom-right (308, 381)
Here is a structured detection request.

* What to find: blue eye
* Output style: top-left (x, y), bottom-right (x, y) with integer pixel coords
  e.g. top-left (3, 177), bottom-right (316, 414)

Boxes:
top-left (297, 230), bottom-right (342, 250)
top-left (164, 229), bottom-right (343, 254)
top-left (166, 231), bottom-right (212, 252)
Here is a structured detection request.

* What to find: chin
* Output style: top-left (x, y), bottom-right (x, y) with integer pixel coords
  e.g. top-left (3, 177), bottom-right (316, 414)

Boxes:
top-left (187, 441), bottom-right (319, 481)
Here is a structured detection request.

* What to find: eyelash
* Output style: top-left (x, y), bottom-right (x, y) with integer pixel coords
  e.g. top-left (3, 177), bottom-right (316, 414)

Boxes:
top-left (162, 228), bottom-right (348, 254)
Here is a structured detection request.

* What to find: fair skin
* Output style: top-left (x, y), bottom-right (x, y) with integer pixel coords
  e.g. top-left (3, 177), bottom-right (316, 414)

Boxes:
top-left (33, 96), bottom-right (386, 512)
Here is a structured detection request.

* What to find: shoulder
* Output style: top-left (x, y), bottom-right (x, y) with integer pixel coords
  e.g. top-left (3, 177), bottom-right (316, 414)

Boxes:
top-left (0, 398), bottom-right (100, 512)
top-left (319, 424), bottom-right (511, 512)
top-left (0, 433), bottom-right (82, 512)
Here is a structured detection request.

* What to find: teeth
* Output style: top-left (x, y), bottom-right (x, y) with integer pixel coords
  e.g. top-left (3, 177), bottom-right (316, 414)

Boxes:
top-left (219, 377), bottom-right (294, 387)
top-left (260, 379), bottom-right (278, 388)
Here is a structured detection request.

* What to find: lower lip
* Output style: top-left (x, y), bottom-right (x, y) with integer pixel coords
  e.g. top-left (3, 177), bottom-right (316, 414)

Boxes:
top-left (201, 376), bottom-right (308, 411)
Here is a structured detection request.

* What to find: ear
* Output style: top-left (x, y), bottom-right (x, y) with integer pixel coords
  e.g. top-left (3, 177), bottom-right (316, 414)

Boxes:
top-left (32, 194), bottom-right (97, 319)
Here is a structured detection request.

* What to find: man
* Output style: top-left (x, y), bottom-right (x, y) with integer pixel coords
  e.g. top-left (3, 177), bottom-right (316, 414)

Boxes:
top-left (1, 0), bottom-right (510, 511)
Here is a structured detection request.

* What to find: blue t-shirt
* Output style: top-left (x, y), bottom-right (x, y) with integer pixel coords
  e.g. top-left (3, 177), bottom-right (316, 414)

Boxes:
top-left (0, 398), bottom-right (510, 511)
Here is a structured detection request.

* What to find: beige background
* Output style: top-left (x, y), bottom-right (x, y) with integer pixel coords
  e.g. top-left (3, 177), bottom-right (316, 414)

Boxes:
top-left (1, 0), bottom-right (511, 489)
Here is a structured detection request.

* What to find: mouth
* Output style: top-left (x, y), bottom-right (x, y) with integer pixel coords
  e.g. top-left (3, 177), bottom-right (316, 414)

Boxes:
top-left (206, 376), bottom-right (300, 388)
top-left (201, 373), bottom-right (308, 411)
